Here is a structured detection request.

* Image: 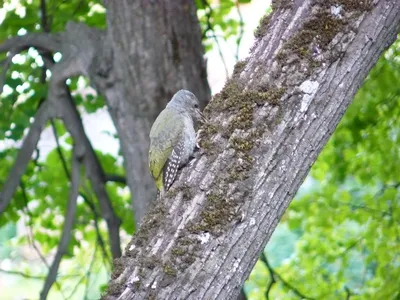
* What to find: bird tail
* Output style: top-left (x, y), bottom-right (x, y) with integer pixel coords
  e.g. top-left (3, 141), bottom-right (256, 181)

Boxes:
top-left (156, 179), bottom-right (165, 200)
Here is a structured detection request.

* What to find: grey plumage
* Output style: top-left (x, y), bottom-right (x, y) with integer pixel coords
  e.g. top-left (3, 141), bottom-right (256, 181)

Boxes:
top-left (149, 89), bottom-right (202, 195)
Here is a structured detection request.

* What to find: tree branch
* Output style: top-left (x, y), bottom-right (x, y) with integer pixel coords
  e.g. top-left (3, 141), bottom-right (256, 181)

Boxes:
top-left (66, 243), bottom-right (98, 299)
top-left (20, 181), bottom-right (66, 299)
top-left (40, 146), bottom-right (81, 300)
top-left (345, 286), bottom-right (353, 300)
top-left (0, 268), bottom-right (46, 280)
top-left (6, 23), bottom-right (123, 260)
top-left (83, 244), bottom-right (98, 300)
top-left (40, 0), bottom-right (50, 33)
top-left (20, 181), bottom-right (51, 269)
top-left (51, 119), bottom-right (112, 266)
top-left (37, 37), bottom-right (122, 259)
top-left (259, 253), bottom-right (275, 300)
top-left (234, 1), bottom-right (245, 61)
top-left (50, 119), bottom-right (70, 174)
top-left (103, 1), bottom-right (400, 299)
top-left (0, 15), bottom-right (121, 291)
top-left (105, 174), bottom-right (127, 185)
top-left (201, 0), bottom-right (229, 77)
top-left (43, 22), bottom-right (115, 264)
top-left (260, 253), bottom-right (314, 300)
top-left (0, 101), bottom-right (53, 214)
top-left (103, 0), bottom-right (211, 225)
top-left (80, 191), bottom-right (113, 268)
top-left (57, 90), bottom-right (122, 259)
top-left (0, 33), bottom-right (60, 58)
top-left (0, 268), bottom-right (79, 281)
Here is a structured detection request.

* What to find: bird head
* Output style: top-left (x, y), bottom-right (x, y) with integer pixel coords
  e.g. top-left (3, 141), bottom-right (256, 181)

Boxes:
top-left (167, 89), bottom-right (204, 124)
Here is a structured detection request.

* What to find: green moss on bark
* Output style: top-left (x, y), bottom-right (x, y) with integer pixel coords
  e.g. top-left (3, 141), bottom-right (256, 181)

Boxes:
top-left (254, 14), bottom-right (272, 39)
top-left (277, 11), bottom-right (346, 64)
top-left (233, 59), bottom-right (248, 76)
top-left (163, 262), bottom-right (177, 277)
top-left (277, 0), bottom-right (373, 71)
top-left (272, 0), bottom-right (293, 10)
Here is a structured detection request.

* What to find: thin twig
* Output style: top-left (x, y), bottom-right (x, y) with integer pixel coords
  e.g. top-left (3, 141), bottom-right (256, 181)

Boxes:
top-left (0, 268), bottom-right (80, 280)
top-left (66, 243), bottom-right (98, 300)
top-left (20, 182), bottom-right (50, 268)
top-left (32, 146), bottom-right (42, 169)
top-left (40, 147), bottom-right (81, 300)
top-left (40, 0), bottom-right (50, 32)
top-left (317, 198), bottom-right (399, 224)
top-left (59, 91), bottom-right (122, 259)
top-left (345, 286), bottom-right (352, 300)
top-left (260, 252), bottom-right (275, 300)
top-left (83, 243), bottom-right (98, 300)
top-left (201, 0), bottom-right (229, 78)
top-left (80, 190), bottom-right (112, 269)
top-left (0, 268), bottom-right (46, 280)
top-left (51, 119), bottom-right (112, 268)
top-left (20, 181), bottom-right (67, 299)
top-left (260, 252), bottom-right (315, 300)
top-left (235, 1), bottom-right (245, 61)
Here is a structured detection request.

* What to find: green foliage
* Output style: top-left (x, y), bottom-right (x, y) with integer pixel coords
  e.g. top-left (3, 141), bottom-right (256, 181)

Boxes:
top-left (0, 2), bottom-right (113, 297)
top-left (196, 0), bottom-right (247, 52)
top-left (0, 223), bottom-right (17, 258)
top-left (245, 39), bottom-right (400, 299)
top-left (0, 0), bottom-right (105, 39)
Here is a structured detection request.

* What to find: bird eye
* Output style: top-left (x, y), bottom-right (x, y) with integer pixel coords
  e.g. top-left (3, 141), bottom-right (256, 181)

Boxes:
top-left (194, 103), bottom-right (199, 108)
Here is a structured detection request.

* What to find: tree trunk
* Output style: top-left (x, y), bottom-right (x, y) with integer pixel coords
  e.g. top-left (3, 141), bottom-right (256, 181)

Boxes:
top-left (0, 0), bottom-right (209, 257)
top-left (103, 0), bottom-right (400, 299)
top-left (0, 0), bottom-right (210, 295)
top-left (100, 0), bottom-right (210, 224)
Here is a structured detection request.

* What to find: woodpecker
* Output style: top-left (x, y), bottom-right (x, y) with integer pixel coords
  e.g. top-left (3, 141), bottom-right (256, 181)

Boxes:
top-left (148, 90), bottom-right (202, 197)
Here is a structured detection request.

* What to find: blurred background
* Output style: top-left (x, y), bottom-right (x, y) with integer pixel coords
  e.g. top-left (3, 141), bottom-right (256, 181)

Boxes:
top-left (0, 0), bottom-right (399, 299)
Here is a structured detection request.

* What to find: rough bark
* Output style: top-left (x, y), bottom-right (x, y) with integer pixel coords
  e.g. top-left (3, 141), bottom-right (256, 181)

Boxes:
top-left (101, 0), bottom-right (211, 224)
top-left (102, 0), bottom-right (400, 299)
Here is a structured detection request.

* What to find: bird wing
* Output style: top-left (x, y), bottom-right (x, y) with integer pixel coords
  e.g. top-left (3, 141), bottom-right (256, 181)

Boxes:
top-left (163, 137), bottom-right (185, 190)
top-left (149, 109), bottom-right (184, 188)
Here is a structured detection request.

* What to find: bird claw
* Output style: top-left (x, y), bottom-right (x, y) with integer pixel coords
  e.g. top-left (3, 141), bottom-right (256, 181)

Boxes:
top-left (195, 129), bottom-right (203, 150)
top-left (188, 158), bottom-right (196, 167)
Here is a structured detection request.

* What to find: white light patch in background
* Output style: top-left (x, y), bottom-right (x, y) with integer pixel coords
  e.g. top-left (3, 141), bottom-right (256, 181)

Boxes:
top-left (206, 0), bottom-right (271, 94)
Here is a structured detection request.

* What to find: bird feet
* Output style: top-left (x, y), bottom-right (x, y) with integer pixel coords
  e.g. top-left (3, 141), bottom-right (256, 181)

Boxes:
top-left (195, 129), bottom-right (203, 150)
